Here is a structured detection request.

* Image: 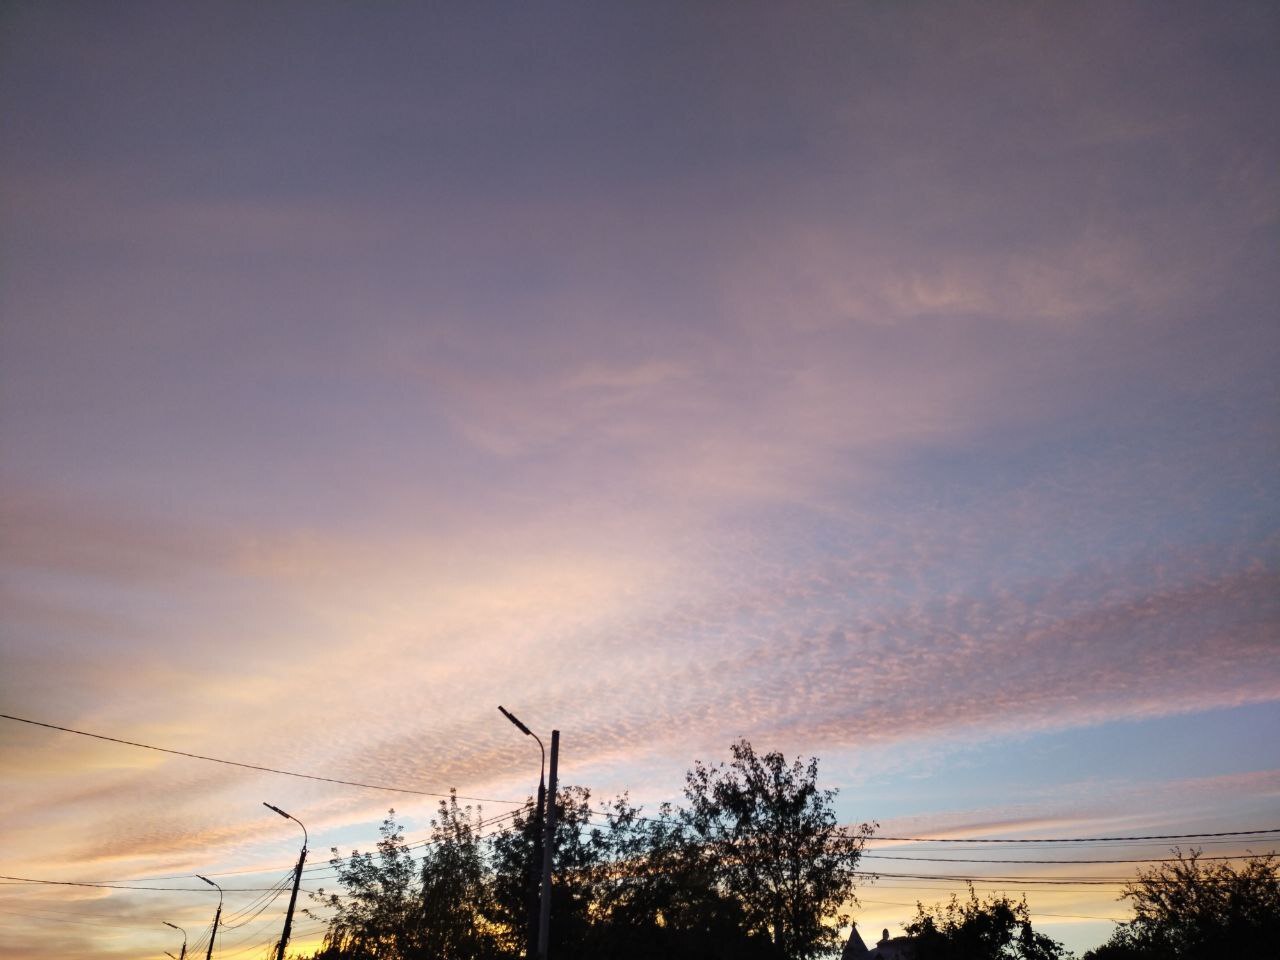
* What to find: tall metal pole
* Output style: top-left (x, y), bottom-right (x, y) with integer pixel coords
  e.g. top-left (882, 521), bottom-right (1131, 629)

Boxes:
top-left (264, 803), bottom-right (308, 960)
top-left (537, 729), bottom-right (559, 960)
top-left (196, 875), bottom-right (222, 960)
top-left (499, 705), bottom-right (546, 959)
top-left (163, 921), bottom-right (187, 960)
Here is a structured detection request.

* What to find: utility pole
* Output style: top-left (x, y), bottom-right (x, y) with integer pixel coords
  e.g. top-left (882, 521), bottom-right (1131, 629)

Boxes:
top-left (196, 875), bottom-right (222, 960)
top-left (263, 803), bottom-right (308, 960)
top-left (163, 921), bottom-right (187, 960)
top-left (530, 775), bottom-right (546, 959)
top-left (498, 705), bottom-right (546, 960)
top-left (537, 729), bottom-right (559, 960)
top-left (277, 839), bottom-right (307, 959)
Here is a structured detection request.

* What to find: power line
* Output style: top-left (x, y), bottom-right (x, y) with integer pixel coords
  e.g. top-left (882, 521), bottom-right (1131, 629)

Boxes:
top-left (865, 836), bottom-right (1264, 850)
top-left (0, 810), bottom-right (531, 902)
top-left (220, 873), bottom-right (294, 928)
top-left (860, 852), bottom-right (1275, 865)
top-left (862, 829), bottom-right (1280, 843)
top-left (0, 809), bottom-right (530, 896)
top-left (10, 710), bottom-right (1275, 852)
top-left (855, 897), bottom-right (1128, 923)
top-left (0, 713), bottom-right (522, 806)
top-left (856, 869), bottom-right (1273, 886)
top-left (60, 807), bottom-right (526, 886)
top-left (0, 875), bottom-right (317, 893)
top-left (579, 809), bottom-right (1280, 846)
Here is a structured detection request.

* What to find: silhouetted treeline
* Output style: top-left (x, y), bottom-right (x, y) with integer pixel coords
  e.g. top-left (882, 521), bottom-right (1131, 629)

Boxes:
top-left (1081, 849), bottom-right (1280, 960)
top-left (892, 850), bottom-right (1280, 960)
top-left (902, 890), bottom-right (1071, 959)
top-left (301, 740), bottom-right (871, 960)
top-left (298, 742), bottom-right (1279, 960)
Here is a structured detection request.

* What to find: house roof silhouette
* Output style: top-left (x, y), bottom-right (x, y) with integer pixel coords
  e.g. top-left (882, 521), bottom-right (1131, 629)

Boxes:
top-left (841, 922), bottom-right (913, 959)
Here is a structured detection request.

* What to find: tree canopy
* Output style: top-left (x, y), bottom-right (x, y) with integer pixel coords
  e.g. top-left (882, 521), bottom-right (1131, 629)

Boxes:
top-left (301, 741), bottom-right (872, 960)
top-left (683, 739), bottom-right (873, 959)
top-left (903, 888), bottom-right (1071, 960)
top-left (1082, 850), bottom-right (1280, 960)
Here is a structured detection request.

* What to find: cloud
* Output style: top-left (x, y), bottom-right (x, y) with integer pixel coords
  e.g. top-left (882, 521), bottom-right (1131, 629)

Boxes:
top-left (1, 5), bottom-right (1276, 958)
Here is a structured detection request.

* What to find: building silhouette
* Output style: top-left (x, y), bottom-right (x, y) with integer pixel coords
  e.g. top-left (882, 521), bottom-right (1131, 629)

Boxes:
top-left (842, 923), bottom-right (913, 959)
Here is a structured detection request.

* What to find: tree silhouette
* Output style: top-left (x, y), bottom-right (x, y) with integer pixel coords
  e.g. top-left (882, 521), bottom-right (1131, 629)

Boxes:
top-left (683, 739), bottom-right (874, 959)
top-left (307, 812), bottom-right (418, 959)
top-left (1082, 850), bottom-right (1280, 959)
top-left (573, 794), bottom-right (777, 960)
top-left (302, 741), bottom-right (876, 960)
top-left (904, 888), bottom-right (1071, 960)
top-left (417, 794), bottom-right (504, 960)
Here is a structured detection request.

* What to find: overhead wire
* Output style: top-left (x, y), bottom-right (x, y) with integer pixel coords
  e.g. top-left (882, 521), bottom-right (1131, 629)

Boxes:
top-left (579, 807), bottom-right (1280, 846)
top-left (862, 828), bottom-right (1280, 843)
top-left (854, 869), bottom-right (1273, 886)
top-left (9, 708), bottom-right (1273, 856)
top-left (220, 872), bottom-right (294, 928)
top-left (8, 707), bottom-right (1277, 947)
top-left (0, 712), bottom-right (523, 806)
top-left (860, 839), bottom-right (1269, 855)
top-left (0, 875), bottom-right (315, 893)
top-left (41, 806), bottom-right (529, 889)
top-left (0, 808), bottom-right (528, 904)
top-left (857, 897), bottom-right (1130, 923)
top-left (859, 851), bottom-right (1274, 865)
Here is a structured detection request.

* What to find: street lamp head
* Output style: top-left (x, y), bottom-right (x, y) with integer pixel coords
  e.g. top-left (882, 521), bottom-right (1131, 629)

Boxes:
top-left (498, 705), bottom-right (533, 737)
top-left (264, 801), bottom-right (308, 849)
top-left (164, 921), bottom-right (183, 933)
top-left (196, 874), bottom-right (220, 891)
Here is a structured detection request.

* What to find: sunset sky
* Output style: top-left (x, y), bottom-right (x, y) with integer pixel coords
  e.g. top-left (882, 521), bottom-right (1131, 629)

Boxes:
top-left (2, 2), bottom-right (1278, 957)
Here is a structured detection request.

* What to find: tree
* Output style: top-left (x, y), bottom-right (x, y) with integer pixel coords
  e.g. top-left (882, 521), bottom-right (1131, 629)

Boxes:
top-left (416, 793), bottom-right (504, 960)
top-left (904, 888), bottom-right (1071, 960)
top-left (579, 795), bottom-right (776, 960)
top-left (308, 811), bottom-right (420, 959)
top-left (490, 785), bottom-right (607, 959)
top-left (682, 739), bottom-right (874, 959)
top-left (300, 743), bottom-right (879, 960)
top-left (1082, 850), bottom-right (1280, 959)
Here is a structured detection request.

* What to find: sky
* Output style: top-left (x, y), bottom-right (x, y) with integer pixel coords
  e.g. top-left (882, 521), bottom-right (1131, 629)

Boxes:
top-left (1, 1), bottom-right (1277, 957)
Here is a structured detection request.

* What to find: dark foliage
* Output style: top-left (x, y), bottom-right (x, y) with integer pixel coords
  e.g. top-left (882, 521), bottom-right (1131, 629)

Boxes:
top-left (904, 888), bottom-right (1072, 960)
top-left (307, 811), bottom-right (419, 959)
top-left (303, 741), bottom-right (871, 960)
top-left (1081, 850), bottom-right (1280, 960)
top-left (683, 739), bottom-right (873, 959)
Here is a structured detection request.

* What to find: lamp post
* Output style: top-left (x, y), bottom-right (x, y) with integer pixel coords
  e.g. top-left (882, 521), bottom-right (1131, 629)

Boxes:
top-left (195, 875), bottom-right (222, 960)
top-left (498, 706), bottom-right (557, 960)
top-left (538, 730), bottom-right (559, 960)
top-left (499, 706), bottom-right (544, 958)
top-left (263, 802), bottom-right (308, 960)
top-left (163, 920), bottom-right (187, 960)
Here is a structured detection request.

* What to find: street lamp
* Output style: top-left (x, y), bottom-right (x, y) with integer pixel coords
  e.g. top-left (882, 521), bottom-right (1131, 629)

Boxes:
top-left (163, 920), bottom-right (187, 960)
top-left (195, 875), bottom-right (222, 960)
top-left (498, 706), bottom-right (558, 960)
top-left (499, 705), bottom-right (546, 797)
top-left (263, 802), bottom-right (308, 960)
top-left (499, 706), bottom-right (544, 959)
